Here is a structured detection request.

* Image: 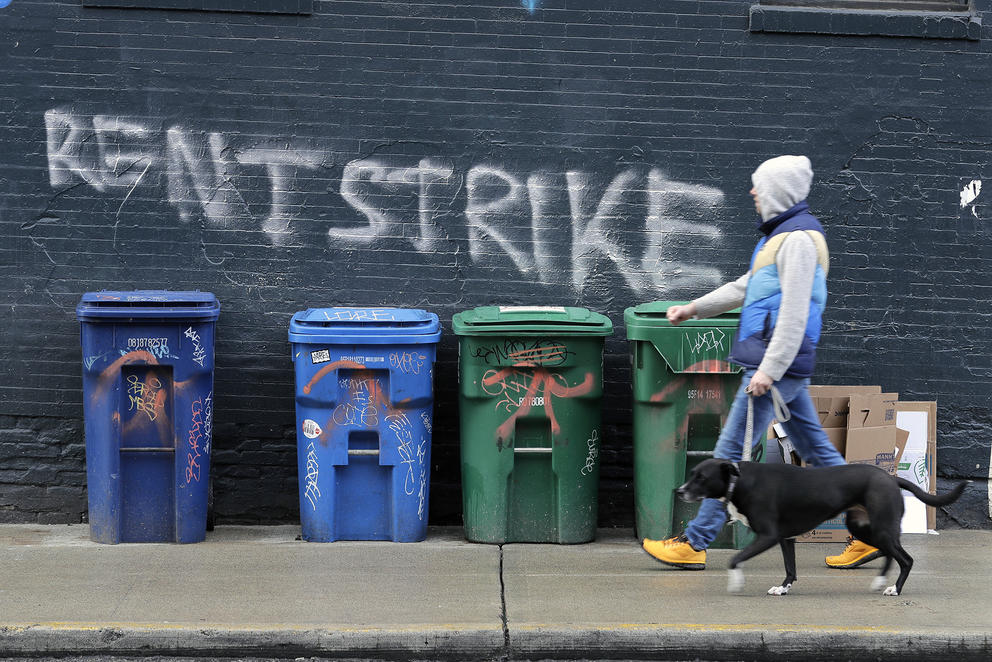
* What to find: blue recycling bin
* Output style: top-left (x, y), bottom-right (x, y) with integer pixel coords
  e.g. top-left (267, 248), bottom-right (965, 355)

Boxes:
top-left (289, 307), bottom-right (441, 542)
top-left (76, 290), bottom-right (220, 544)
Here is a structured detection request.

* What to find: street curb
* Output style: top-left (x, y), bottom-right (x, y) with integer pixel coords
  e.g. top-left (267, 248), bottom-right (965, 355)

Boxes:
top-left (1, 623), bottom-right (991, 661)
top-left (511, 625), bottom-right (992, 662)
top-left (0, 624), bottom-right (504, 660)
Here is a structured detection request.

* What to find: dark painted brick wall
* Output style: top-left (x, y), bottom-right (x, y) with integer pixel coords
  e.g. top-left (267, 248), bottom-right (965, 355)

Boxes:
top-left (1, 0), bottom-right (990, 529)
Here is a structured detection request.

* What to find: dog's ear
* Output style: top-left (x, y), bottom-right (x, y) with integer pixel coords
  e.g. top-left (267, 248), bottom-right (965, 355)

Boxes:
top-left (723, 461), bottom-right (740, 478)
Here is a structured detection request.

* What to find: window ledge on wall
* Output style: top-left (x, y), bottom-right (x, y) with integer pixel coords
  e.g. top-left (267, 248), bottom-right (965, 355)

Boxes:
top-left (81, 0), bottom-right (313, 15)
top-left (749, 4), bottom-right (982, 40)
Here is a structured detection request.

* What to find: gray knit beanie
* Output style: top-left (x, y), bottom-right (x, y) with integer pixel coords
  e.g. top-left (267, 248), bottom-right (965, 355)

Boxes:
top-left (751, 155), bottom-right (813, 222)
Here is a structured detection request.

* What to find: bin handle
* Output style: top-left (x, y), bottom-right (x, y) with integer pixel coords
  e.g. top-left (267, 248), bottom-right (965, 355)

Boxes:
top-left (514, 447), bottom-right (552, 454)
top-left (120, 447), bottom-right (175, 453)
top-left (348, 449), bottom-right (380, 456)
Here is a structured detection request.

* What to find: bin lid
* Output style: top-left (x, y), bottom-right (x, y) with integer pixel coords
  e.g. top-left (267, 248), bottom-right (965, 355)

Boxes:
top-left (288, 307), bottom-right (441, 345)
top-left (624, 301), bottom-right (739, 335)
top-left (624, 301), bottom-right (740, 374)
top-left (452, 306), bottom-right (612, 336)
top-left (76, 290), bottom-right (220, 321)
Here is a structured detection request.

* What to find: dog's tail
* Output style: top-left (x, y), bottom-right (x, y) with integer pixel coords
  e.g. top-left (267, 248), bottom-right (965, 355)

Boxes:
top-left (896, 477), bottom-right (968, 507)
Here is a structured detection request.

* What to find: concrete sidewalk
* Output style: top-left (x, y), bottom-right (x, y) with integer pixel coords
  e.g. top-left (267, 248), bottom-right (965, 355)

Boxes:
top-left (0, 525), bottom-right (989, 661)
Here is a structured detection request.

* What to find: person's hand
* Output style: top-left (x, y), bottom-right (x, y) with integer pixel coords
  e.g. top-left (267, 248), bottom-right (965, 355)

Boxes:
top-left (666, 303), bottom-right (696, 326)
top-left (745, 370), bottom-right (773, 397)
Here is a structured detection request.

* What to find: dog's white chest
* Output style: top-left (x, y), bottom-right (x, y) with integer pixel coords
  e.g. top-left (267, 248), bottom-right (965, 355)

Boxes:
top-left (725, 501), bottom-right (749, 527)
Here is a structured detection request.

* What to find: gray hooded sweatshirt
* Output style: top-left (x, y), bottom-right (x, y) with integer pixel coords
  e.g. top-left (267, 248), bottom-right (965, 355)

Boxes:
top-left (692, 155), bottom-right (823, 381)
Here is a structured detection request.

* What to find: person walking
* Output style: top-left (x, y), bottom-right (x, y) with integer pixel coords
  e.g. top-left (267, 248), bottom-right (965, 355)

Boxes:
top-left (641, 155), bottom-right (880, 570)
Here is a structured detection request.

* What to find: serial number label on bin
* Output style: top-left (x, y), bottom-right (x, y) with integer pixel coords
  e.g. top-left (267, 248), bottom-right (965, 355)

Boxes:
top-left (688, 389), bottom-right (722, 400)
top-left (518, 396), bottom-right (546, 407)
top-left (127, 337), bottom-right (169, 349)
top-left (340, 355), bottom-right (386, 364)
top-left (311, 349), bottom-right (331, 364)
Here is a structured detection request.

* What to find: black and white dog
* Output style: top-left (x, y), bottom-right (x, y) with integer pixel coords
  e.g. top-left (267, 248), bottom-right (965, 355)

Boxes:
top-left (678, 459), bottom-right (966, 596)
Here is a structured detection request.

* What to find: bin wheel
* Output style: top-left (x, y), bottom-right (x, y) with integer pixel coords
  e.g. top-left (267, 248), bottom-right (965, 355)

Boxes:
top-left (206, 477), bottom-right (215, 532)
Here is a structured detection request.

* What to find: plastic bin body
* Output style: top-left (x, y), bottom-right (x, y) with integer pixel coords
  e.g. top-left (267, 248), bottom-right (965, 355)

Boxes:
top-left (453, 306), bottom-right (612, 544)
top-left (77, 290), bottom-right (219, 544)
top-left (625, 301), bottom-right (760, 550)
top-left (289, 307), bottom-right (441, 542)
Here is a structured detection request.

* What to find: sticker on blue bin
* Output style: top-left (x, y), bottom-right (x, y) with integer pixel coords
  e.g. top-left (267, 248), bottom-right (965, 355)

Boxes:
top-left (311, 349), bottom-right (331, 364)
top-left (302, 419), bottom-right (322, 439)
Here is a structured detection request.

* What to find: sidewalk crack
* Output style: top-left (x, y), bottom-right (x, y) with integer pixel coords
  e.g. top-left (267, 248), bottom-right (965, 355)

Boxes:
top-left (499, 543), bottom-right (510, 654)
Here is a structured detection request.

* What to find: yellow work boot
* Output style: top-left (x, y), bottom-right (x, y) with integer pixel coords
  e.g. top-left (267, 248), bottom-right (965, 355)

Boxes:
top-left (642, 534), bottom-right (706, 570)
top-left (825, 537), bottom-right (881, 568)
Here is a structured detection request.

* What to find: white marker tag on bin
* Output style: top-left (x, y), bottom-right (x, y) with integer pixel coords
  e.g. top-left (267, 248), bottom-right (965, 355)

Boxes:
top-left (303, 419), bottom-right (322, 439)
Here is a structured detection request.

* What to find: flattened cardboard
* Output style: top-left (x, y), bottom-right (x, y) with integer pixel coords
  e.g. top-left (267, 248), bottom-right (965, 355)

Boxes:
top-left (814, 396), bottom-right (851, 428)
top-left (824, 427), bottom-right (846, 455)
top-left (896, 402), bottom-right (937, 441)
top-left (807, 385), bottom-right (882, 397)
top-left (847, 393), bottom-right (899, 429)
top-left (896, 401), bottom-right (938, 530)
top-left (808, 385), bottom-right (882, 429)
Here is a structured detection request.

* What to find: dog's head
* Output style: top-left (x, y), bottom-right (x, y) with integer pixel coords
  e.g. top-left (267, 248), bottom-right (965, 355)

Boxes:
top-left (677, 459), bottom-right (740, 502)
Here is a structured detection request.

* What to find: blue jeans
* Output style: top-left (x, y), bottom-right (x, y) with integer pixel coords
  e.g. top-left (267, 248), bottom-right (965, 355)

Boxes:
top-left (683, 370), bottom-right (846, 551)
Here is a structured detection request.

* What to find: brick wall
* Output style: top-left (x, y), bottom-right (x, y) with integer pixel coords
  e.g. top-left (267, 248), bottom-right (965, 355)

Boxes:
top-left (1, 0), bottom-right (990, 529)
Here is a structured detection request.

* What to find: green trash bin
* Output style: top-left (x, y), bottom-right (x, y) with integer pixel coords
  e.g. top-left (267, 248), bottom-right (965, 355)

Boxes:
top-left (625, 301), bottom-right (762, 550)
top-left (453, 306), bottom-right (613, 544)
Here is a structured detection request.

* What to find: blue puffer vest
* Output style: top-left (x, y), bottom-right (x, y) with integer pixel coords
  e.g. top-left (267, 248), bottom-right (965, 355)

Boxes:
top-left (728, 201), bottom-right (828, 378)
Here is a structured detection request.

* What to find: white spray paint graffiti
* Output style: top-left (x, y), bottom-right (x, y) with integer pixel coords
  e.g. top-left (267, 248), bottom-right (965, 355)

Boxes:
top-left (336, 158), bottom-right (453, 251)
top-left (166, 127), bottom-right (248, 226)
top-left (389, 351), bottom-right (427, 375)
top-left (184, 327), bottom-right (207, 368)
top-left (333, 378), bottom-right (382, 427)
top-left (580, 429), bottom-right (600, 477)
top-left (417, 436), bottom-right (429, 521)
top-left (235, 145), bottom-right (324, 244)
top-left (689, 329), bottom-right (727, 354)
top-left (304, 440), bottom-right (320, 511)
top-left (43, 109), bottom-right (727, 292)
top-left (960, 180), bottom-right (982, 219)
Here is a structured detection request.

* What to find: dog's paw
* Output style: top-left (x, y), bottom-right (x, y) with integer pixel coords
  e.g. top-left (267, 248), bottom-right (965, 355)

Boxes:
top-left (882, 585), bottom-right (900, 596)
top-left (870, 576), bottom-right (888, 592)
top-left (728, 568), bottom-right (745, 594)
top-left (767, 583), bottom-right (791, 596)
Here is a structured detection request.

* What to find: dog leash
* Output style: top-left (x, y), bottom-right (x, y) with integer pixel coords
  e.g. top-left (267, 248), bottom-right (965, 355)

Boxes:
top-left (724, 384), bottom-right (791, 526)
top-left (742, 384), bottom-right (790, 462)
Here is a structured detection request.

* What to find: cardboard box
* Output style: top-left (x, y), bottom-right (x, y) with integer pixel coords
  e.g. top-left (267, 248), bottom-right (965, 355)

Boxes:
top-left (847, 393), bottom-right (899, 429)
top-left (896, 401), bottom-right (938, 531)
top-left (846, 426), bottom-right (908, 475)
top-left (845, 393), bottom-right (905, 474)
top-left (808, 385), bottom-right (883, 431)
top-left (795, 515), bottom-right (848, 543)
top-left (776, 387), bottom-right (908, 543)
